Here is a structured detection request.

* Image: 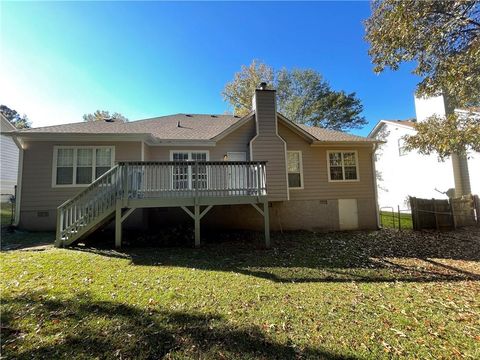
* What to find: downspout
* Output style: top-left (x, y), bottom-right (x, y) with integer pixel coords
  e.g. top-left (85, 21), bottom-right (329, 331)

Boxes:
top-left (12, 136), bottom-right (24, 227)
top-left (371, 143), bottom-right (381, 229)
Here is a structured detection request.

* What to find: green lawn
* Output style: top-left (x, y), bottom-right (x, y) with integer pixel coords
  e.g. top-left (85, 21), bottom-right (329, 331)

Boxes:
top-left (380, 211), bottom-right (413, 230)
top-left (1, 228), bottom-right (479, 359)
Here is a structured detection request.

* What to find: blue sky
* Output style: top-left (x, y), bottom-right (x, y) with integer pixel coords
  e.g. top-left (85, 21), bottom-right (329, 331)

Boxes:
top-left (1, 1), bottom-right (420, 136)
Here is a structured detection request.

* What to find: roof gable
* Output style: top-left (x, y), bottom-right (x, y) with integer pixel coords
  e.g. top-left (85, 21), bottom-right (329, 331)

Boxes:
top-left (368, 119), bottom-right (416, 138)
top-left (278, 113), bottom-right (377, 143)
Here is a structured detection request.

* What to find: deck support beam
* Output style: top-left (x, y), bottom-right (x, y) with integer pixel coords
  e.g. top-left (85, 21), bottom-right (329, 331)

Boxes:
top-left (263, 200), bottom-right (270, 249)
top-left (194, 205), bottom-right (200, 248)
top-left (180, 205), bottom-right (214, 248)
top-left (115, 202), bottom-right (122, 248)
top-left (251, 200), bottom-right (270, 249)
top-left (115, 203), bottom-right (137, 249)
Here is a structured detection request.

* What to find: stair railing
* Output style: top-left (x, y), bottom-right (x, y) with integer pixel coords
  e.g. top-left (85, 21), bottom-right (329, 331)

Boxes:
top-left (55, 164), bottom-right (123, 246)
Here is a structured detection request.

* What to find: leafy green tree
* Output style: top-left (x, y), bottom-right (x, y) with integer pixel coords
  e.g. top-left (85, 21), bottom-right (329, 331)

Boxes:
top-left (366, 1), bottom-right (479, 196)
top-left (222, 60), bottom-right (366, 131)
top-left (365, 0), bottom-right (480, 107)
top-left (0, 105), bottom-right (31, 129)
top-left (83, 110), bottom-right (128, 122)
top-left (222, 60), bottom-right (274, 116)
top-left (403, 112), bottom-right (480, 160)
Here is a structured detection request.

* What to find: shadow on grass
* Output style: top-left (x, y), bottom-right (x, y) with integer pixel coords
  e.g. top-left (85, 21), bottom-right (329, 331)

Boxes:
top-left (75, 229), bottom-right (480, 284)
top-left (0, 229), bottom-right (54, 251)
top-left (1, 291), bottom-right (353, 360)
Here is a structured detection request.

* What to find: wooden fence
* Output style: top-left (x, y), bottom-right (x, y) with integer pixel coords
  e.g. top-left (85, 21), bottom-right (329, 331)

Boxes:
top-left (409, 195), bottom-right (479, 230)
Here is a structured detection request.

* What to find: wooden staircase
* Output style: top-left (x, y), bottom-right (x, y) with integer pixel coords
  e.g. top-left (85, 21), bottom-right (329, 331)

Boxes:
top-left (55, 165), bottom-right (123, 247)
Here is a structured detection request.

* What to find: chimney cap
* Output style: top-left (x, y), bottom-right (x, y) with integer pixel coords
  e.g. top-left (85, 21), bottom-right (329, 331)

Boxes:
top-left (259, 82), bottom-right (267, 90)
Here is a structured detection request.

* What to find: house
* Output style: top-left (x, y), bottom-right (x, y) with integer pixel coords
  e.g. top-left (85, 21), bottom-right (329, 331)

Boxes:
top-left (369, 95), bottom-right (480, 210)
top-left (6, 85), bottom-right (380, 248)
top-left (0, 114), bottom-right (20, 203)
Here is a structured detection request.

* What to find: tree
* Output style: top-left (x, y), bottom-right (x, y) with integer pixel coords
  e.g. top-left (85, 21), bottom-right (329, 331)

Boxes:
top-left (222, 60), bottom-right (366, 131)
top-left (403, 112), bottom-right (480, 160)
top-left (0, 105), bottom-right (31, 129)
top-left (222, 60), bottom-right (274, 116)
top-left (83, 110), bottom-right (128, 122)
top-left (365, 0), bottom-right (480, 108)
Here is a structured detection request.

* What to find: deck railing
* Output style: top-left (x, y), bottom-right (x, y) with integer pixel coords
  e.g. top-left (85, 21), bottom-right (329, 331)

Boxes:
top-left (56, 161), bottom-right (267, 246)
top-left (56, 164), bottom-right (123, 245)
top-left (120, 161), bottom-right (267, 199)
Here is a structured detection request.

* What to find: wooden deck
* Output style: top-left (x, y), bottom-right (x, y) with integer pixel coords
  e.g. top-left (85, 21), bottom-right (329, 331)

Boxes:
top-left (56, 161), bottom-right (270, 248)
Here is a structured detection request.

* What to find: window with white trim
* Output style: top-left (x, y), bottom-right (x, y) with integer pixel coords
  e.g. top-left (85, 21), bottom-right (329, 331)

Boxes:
top-left (53, 146), bottom-right (114, 186)
top-left (287, 151), bottom-right (303, 188)
top-left (328, 151), bottom-right (359, 181)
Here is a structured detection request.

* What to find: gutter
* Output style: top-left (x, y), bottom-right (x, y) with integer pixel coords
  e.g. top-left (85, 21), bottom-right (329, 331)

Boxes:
top-left (310, 140), bottom-right (383, 147)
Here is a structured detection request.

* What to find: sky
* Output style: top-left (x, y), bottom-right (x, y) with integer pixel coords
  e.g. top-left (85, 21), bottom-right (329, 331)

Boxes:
top-left (0, 1), bottom-right (420, 136)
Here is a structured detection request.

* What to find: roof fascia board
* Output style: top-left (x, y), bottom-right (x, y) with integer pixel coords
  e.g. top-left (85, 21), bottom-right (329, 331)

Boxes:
top-left (368, 120), bottom-right (416, 138)
top-left (8, 133), bottom-right (152, 142)
top-left (311, 141), bottom-right (381, 147)
top-left (9, 132), bottom-right (217, 147)
top-left (146, 140), bottom-right (216, 147)
top-left (367, 120), bottom-right (386, 138)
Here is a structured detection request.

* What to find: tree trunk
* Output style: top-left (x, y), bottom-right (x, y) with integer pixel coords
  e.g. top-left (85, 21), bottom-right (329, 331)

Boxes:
top-left (451, 153), bottom-right (471, 197)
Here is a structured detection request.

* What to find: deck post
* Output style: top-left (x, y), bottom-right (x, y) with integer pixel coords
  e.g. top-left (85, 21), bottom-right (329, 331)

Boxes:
top-left (263, 200), bottom-right (270, 249)
top-left (194, 204), bottom-right (200, 248)
top-left (115, 201), bottom-right (122, 248)
top-left (55, 208), bottom-right (64, 248)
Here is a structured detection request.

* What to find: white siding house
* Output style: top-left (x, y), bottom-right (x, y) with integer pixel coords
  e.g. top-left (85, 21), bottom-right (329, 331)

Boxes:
top-left (1, 114), bottom-right (19, 202)
top-left (369, 95), bottom-right (480, 210)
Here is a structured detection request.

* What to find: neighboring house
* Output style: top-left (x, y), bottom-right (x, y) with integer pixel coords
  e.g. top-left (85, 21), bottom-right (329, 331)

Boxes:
top-left (7, 87), bottom-right (379, 248)
top-left (0, 114), bottom-right (20, 203)
top-left (369, 95), bottom-right (480, 210)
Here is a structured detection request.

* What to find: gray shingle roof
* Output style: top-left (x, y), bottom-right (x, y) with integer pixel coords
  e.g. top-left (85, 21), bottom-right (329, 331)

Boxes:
top-left (17, 114), bottom-right (241, 140)
top-left (298, 124), bottom-right (376, 142)
top-left (16, 113), bottom-right (374, 142)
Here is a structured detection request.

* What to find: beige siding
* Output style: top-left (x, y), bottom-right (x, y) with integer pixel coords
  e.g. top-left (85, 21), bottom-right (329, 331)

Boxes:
top-left (250, 90), bottom-right (289, 201)
top-left (279, 122), bottom-right (376, 201)
top-left (20, 141), bottom-right (142, 213)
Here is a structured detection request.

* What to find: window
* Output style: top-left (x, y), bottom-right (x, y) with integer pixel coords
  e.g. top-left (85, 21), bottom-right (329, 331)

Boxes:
top-left (287, 151), bottom-right (303, 188)
top-left (398, 139), bottom-right (408, 156)
top-left (53, 146), bottom-right (114, 187)
top-left (327, 151), bottom-right (359, 181)
top-left (170, 151), bottom-right (209, 190)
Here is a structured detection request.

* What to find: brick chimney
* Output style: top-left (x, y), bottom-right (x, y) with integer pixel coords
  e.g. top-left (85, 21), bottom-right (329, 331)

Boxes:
top-left (250, 83), bottom-right (289, 201)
